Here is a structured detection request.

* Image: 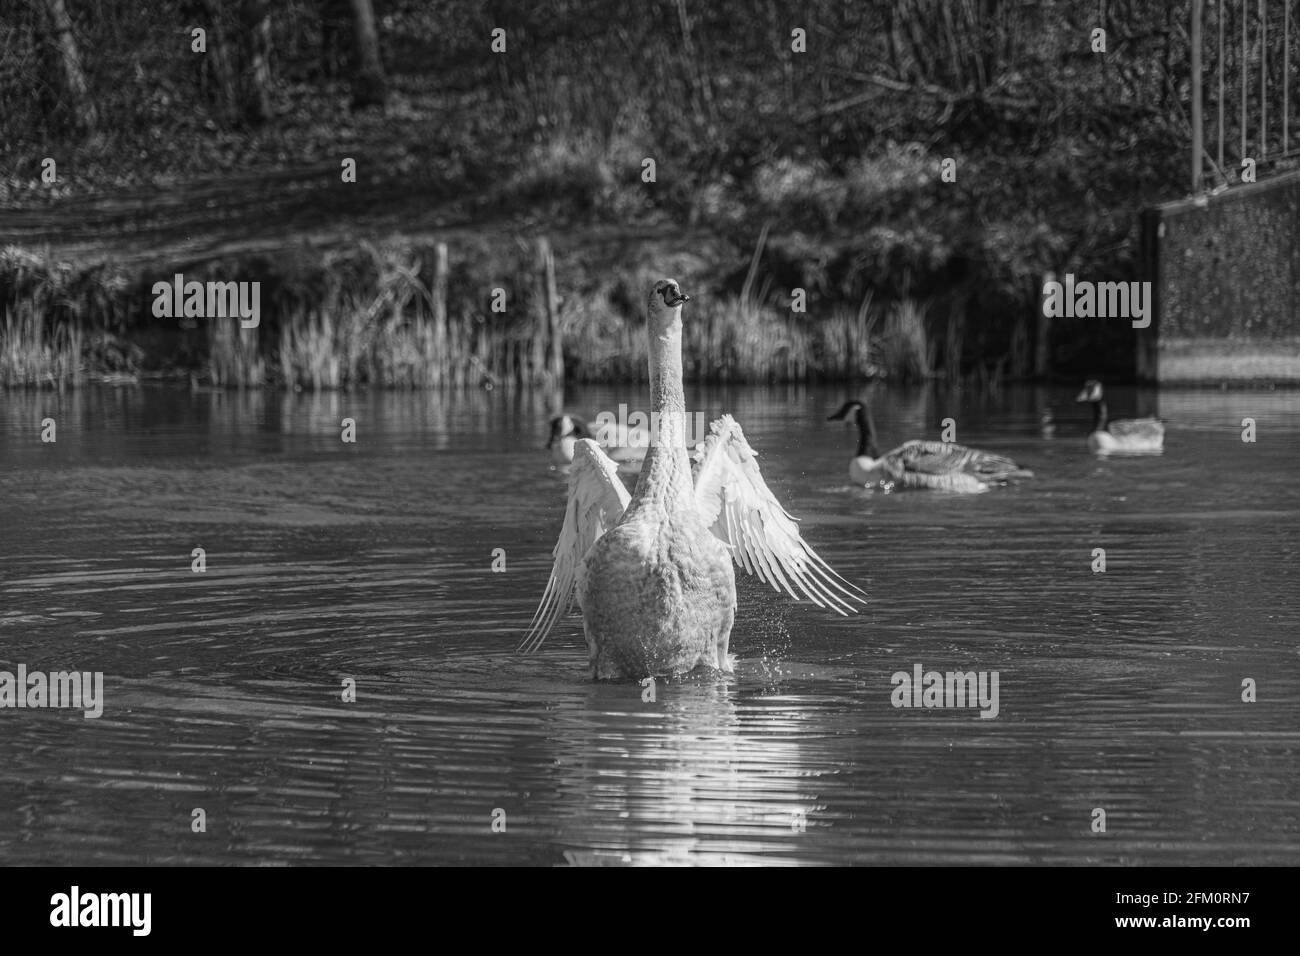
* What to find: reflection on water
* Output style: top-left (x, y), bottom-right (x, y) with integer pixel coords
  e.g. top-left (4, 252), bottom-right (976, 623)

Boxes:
top-left (0, 382), bottom-right (1297, 864)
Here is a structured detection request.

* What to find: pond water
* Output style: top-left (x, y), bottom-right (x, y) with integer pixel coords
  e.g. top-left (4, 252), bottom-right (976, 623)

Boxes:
top-left (0, 382), bottom-right (1297, 865)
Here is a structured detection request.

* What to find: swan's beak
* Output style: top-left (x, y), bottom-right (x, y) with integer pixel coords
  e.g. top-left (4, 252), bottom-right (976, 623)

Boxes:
top-left (1074, 389), bottom-right (1089, 403)
top-left (665, 289), bottom-right (690, 307)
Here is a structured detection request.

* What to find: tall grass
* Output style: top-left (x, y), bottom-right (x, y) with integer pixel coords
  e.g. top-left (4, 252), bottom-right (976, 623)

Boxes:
top-left (686, 295), bottom-right (812, 382)
top-left (0, 246), bottom-right (127, 387)
top-left (0, 301), bottom-right (83, 387)
top-left (817, 292), bottom-right (879, 379)
top-left (277, 309), bottom-right (342, 389)
top-left (266, 241), bottom-right (558, 390)
top-left (878, 299), bottom-right (935, 382)
top-left (562, 281), bottom-right (935, 385)
top-left (208, 320), bottom-right (267, 388)
top-left (4, 238), bottom-right (947, 389)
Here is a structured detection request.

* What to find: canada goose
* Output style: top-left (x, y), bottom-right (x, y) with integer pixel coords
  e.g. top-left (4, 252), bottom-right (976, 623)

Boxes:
top-left (1074, 380), bottom-right (1164, 454)
top-left (547, 414), bottom-right (650, 466)
top-left (827, 399), bottom-right (1033, 492)
top-left (1039, 405), bottom-right (1056, 438)
top-left (524, 280), bottom-right (866, 679)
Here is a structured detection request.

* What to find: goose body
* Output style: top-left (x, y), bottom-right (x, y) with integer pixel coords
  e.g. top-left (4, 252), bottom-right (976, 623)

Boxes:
top-left (1040, 407), bottom-right (1056, 438)
top-left (1074, 380), bottom-right (1164, 454)
top-left (828, 400), bottom-right (1033, 492)
top-left (548, 414), bottom-right (650, 466)
top-left (525, 281), bottom-right (865, 679)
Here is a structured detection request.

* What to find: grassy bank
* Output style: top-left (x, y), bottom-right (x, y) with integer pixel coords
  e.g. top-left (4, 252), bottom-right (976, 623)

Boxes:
top-left (2, 238), bottom-right (960, 389)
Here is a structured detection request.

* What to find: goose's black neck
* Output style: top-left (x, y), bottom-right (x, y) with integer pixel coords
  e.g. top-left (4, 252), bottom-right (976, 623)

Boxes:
top-left (855, 406), bottom-right (880, 458)
top-left (1091, 400), bottom-right (1109, 432)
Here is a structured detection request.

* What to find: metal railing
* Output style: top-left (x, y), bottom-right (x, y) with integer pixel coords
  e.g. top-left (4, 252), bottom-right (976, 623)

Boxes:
top-left (1192, 0), bottom-right (1298, 190)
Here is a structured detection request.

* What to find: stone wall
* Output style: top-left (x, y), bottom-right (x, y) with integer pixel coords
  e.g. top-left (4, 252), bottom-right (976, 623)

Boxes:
top-left (1141, 169), bottom-right (1300, 384)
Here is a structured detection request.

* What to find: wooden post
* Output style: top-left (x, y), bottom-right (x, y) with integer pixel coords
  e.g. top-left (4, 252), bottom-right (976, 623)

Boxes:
top-left (1010, 305), bottom-right (1028, 379)
top-left (1191, 0), bottom-right (1204, 191)
top-left (1260, 0), bottom-right (1268, 160)
top-left (431, 242), bottom-right (448, 388)
top-left (1035, 272), bottom-right (1053, 380)
top-left (1242, 0), bottom-right (1248, 161)
top-left (1218, 1), bottom-right (1225, 173)
top-left (536, 237), bottom-right (564, 387)
top-left (945, 305), bottom-right (962, 382)
top-left (1136, 212), bottom-right (1161, 383)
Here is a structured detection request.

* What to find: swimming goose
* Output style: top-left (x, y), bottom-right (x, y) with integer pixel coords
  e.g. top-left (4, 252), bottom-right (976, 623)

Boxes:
top-left (547, 414), bottom-right (650, 466)
top-left (1074, 380), bottom-right (1164, 454)
top-left (827, 399), bottom-right (1033, 492)
top-left (1039, 405), bottom-right (1056, 438)
top-left (524, 280), bottom-right (866, 679)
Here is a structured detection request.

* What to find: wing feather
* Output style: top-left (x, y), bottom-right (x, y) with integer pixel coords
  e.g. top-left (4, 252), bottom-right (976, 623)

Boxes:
top-left (693, 415), bottom-right (867, 615)
top-left (520, 439), bottom-right (630, 653)
top-left (886, 440), bottom-right (1032, 481)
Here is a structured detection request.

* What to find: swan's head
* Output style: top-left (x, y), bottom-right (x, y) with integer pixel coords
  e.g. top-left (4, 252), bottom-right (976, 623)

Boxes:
top-left (547, 414), bottom-right (589, 448)
top-left (647, 278), bottom-right (690, 332)
top-left (1075, 380), bottom-right (1104, 403)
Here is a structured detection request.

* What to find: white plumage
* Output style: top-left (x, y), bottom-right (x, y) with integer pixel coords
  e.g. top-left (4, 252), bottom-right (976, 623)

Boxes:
top-left (523, 280), bottom-right (865, 679)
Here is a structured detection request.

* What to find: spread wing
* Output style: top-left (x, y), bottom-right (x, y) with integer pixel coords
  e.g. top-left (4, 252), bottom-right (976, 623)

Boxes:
top-left (885, 440), bottom-right (1032, 481)
top-left (520, 439), bottom-right (631, 653)
top-left (692, 415), bottom-right (866, 615)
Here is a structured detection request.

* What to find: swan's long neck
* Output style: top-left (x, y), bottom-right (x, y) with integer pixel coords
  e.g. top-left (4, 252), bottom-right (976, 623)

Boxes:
top-left (631, 315), bottom-right (693, 509)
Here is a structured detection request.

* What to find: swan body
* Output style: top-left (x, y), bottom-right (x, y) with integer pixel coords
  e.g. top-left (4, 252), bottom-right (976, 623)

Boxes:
top-left (578, 460), bottom-right (736, 678)
top-left (548, 414), bottom-right (649, 466)
top-left (828, 400), bottom-right (1033, 492)
top-left (525, 281), bottom-right (865, 679)
top-left (1074, 380), bottom-right (1164, 455)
